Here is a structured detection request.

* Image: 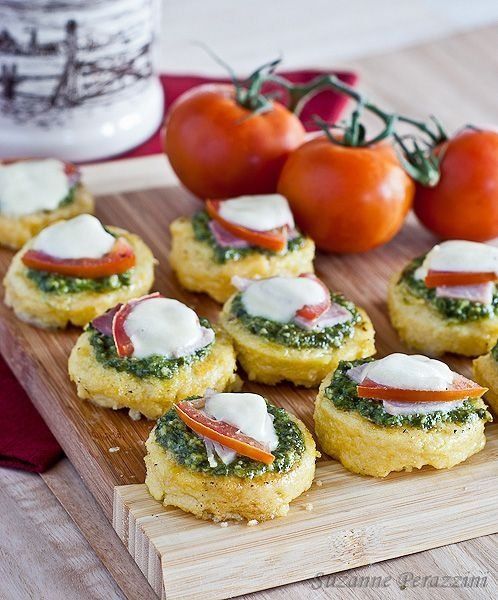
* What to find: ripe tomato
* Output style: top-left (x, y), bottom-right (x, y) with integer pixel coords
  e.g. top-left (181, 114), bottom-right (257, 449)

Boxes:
top-left (164, 84), bottom-right (305, 199)
top-left (277, 136), bottom-right (414, 253)
top-left (414, 129), bottom-right (498, 241)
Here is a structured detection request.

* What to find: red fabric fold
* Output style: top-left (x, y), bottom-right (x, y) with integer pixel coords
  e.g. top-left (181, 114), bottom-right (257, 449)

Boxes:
top-left (0, 68), bottom-right (356, 473)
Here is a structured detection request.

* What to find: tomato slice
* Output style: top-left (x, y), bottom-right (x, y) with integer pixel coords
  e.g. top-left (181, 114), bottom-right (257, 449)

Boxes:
top-left (111, 292), bottom-right (162, 357)
top-left (206, 199), bottom-right (288, 252)
top-left (425, 270), bottom-right (497, 288)
top-left (295, 273), bottom-right (331, 321)
top-left (176, 399), bottom-right (275, 465)
top-left (357, 373), bottom-right (487, 403)
top-left (22, 236), bottom-right (136, 279)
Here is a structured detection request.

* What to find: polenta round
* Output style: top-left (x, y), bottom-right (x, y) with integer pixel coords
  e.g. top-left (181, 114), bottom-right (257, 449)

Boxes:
top-left (219, 284), bottom-right (375, 387)
top-left (314, 359), bottom-right (491, 478)
top-left (0, 184), bottom-right (94, 250)
top-left (169, 215), bottom-right (315, 303)
top-left (68, 326), bottom-right (239, 420)
top-left (3, 226), bottom-right (155, 328)
top-left (145, 402), bottom-right (316, 522)
top-left (388, 272), bottom-right (498, 357)
top-left (473, 348), bottom-right (498, 415)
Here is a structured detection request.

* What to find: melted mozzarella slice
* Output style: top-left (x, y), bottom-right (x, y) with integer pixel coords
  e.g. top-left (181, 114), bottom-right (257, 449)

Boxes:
top-left (204, 392), bottom-right (279, 451)
top-left (0, 159), bottom-right (71, 217)
top-left (124, 297), bottom-right (214, 359)
top-left (415, 240), bottom-right (498, 280)
top-left (241, 276), bottom-right (327, 322)
top-left (32, 214), bottom-right (116, 259)
top-left (352, 353), bottom-right (454, 391)
top-left (218, 194), bottom-right (294, 232)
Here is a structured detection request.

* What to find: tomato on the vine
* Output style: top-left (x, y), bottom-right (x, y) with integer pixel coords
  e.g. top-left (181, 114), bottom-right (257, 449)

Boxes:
top-left (277, 136), bottom-right (414, 253)
top-left (413, 129), bottom-right (498, 241)
top-left (164, 84), bottom-right (305, 199)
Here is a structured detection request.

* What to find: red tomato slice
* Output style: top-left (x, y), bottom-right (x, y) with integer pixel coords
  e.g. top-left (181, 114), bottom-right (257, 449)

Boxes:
top-left (357, 373), bottom-right (487, 403)
top-left (206, 199), bottom-right (288, 252)
top-left (111, 292), bottom-right (162, 357)
top-left (295, 273), bottom-right (331, 321)
top-left (176, 399), bottom-right (275, 465)
top-left (425, 270), bottom-right (497, 288)
top-left (22, 237), bottom-right (136, 279)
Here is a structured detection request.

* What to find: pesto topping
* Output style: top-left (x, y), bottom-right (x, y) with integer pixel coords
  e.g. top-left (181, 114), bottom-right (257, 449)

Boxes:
top-left (27, 268), bottom-right (132, 294)
top-left (191, 209), bottom-right (305, 264)
top-left (154, 401), bottom-right (305, 478)
top-left (325, 359), bottom-right (491, 431)
top-left (88, 318), bottom-right (213, 379)
top-left (491, 340), bottom-right (498, 362)
top-left (229, 291), bottom-right (361, 349)
top-left (58, 184), bottom-right (77, 208)
top-left (400, 255), bottom-right (498, 322)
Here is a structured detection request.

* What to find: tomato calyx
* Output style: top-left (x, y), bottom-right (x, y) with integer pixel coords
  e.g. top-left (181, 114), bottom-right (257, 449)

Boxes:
top-left (111, 292), bottom-right (162, 358)
top-left (295, 273), bottom-right (331, 321)
top-left (357, 374), bottom-right (487, 403)
top-left (206, 199), bottom-right (288, 252)
top-left (22, 236), bottom-right (136, 279)
top-left (175, 398), bottom-right (275, 465)
top-left (424, 270), bottom-right (497, 288)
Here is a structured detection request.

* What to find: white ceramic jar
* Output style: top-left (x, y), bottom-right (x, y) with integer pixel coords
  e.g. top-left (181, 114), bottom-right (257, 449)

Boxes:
top-left (0, 0), bottom-right (164, 161)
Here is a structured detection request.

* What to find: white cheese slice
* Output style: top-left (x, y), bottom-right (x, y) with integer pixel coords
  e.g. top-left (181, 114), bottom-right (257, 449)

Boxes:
top-left (124, 297), bottom-right (214, 359)
top-left (354, 353), bottom-right (454, 391)
top-left (415, 240), bottom-right (498, 280)
top-left (32, 214), bottom-right (116, 259)
top-left (218, 194), bottom-right (294, 232)
top-left (0, 159), bottom-right (71, 217)
top-left (241, 276), bottom-right (327, 322)
top-left (204, 392), bottom-right (279, 450)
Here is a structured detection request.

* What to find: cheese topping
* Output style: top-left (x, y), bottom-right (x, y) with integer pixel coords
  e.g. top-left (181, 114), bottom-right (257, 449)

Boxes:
top-left (354, 354), bottom-right (454, 391)
top-left (124, 297), bottom-right (213, 359)
top-left (241, 276), bottom-right (327, 322)
top-left (0, 159), bottom-right (71, 217)
top-left (32, 214), bottom-right (116, 259)
top-left (205, 392), bottom-right (279, 450)
top-left (218, 194), bottom-right (294, 232)
top-left (415, 240), bottom-right (498, 280)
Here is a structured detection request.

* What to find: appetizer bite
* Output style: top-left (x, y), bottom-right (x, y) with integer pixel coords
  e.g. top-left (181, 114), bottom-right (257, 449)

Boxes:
top-left (388, 241), bottom-right (498, 356)
top-left (314, 353), bottom-right (491, 477)
top-left (68, 293), bottom-right (238, 419)
top-left (169, 194), bottom-right (315, 302)
top-left (473, 341), bottom-right (498, 415)
top-left (220, 274), bottom-right (375, 387)
top-left (3, 214), bottom-right (154, 328)
top-left (145, 391), bottom-right (316, 521)
top-left (0, 158), bottom-right (94, 249)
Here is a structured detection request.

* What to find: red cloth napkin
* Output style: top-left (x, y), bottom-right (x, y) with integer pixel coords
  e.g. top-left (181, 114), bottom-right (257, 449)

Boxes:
top-left (0, 69), bottom-right (356, 473)
top-left (124, 70), bottom-right (357, 158)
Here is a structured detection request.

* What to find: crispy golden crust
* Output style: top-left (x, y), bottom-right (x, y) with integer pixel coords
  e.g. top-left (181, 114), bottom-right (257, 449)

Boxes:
top-left (169, 216), bottom-right (315, 303)
top-left (68, 328), bottom-right (240, 420)
top-left (387, 271), bottom-right (498, 357)
top-left (314, 372), bottom-right (488, 478)
top-left (0, 184), bottom-right (95, 250)
top-left (219, 296), bottom-right (375, 387)
top-left (473, 352), bottom-right (498, 415)
top-left (144, 416), bottom-right (316, 521)
top-left (3, 226), bottom-right (155, 329)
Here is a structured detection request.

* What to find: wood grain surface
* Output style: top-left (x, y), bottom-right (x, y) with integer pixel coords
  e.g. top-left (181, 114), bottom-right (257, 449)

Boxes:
top-left (0, 186), bottom-right (497, 599)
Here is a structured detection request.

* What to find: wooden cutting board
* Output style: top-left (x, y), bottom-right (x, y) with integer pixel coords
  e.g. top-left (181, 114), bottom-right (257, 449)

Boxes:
top-left (0, 187), bottom-right (496, 600)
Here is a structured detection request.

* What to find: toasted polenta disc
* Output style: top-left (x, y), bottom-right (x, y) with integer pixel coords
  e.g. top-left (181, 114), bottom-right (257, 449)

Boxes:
top-left (219, 295), bottom-right (375, 387)
top-left (3, 226), bottom-right (155, 329)
top-left (473, 352), bottom-right (498, 415)
top-left (68, 327), bottom-right (240, 419)
top-left (0, 184), bottom-right (94, 250)
top-left (169, 216), bottom-right (315, 303)
top-left (144, 416), bottom-right (316, 521)
top-left (314, 372), bottom-right (488, 478)
top-left (388, 272), bottom-right (498, 357)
